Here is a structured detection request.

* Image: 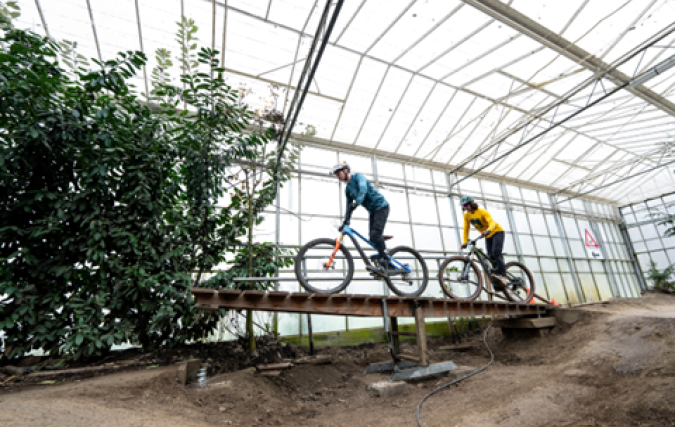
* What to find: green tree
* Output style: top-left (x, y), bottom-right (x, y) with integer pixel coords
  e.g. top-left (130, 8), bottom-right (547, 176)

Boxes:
top-left (0, 9), bottom-right (272, 359)
top-left (152, 18), bottom-right (301, 352)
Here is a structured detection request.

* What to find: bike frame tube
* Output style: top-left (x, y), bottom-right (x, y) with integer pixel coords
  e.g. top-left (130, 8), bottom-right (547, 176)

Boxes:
top-left (341, 225), bottom-right (411, 274)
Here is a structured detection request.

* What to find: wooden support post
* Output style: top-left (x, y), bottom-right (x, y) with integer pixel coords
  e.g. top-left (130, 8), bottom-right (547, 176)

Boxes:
top-left (414, 303), bottom-right (429, 367)
top-left (307, 314), bottom-right (315, 356)
top-left (390, 317), bottom-right (400, 355)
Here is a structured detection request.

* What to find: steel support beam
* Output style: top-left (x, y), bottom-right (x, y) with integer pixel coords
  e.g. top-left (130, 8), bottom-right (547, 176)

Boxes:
top-left (461, 0), bottom-right (675, 116)
top-left (277, 0), bottom-right (344, 163)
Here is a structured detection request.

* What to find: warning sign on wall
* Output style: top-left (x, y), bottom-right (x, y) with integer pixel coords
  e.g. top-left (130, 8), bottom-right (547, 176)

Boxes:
top-left (585, 229), bottom-right (599, 248)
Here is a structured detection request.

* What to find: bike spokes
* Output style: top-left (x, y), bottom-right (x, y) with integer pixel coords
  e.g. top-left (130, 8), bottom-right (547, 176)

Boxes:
top-left (503, 263), bottom-right (534, 302)
top-left (296, 238), bottom-right (353, 293)
top-left (439, 257), bottom-right (482, 301)
top-left (385, 246), bottom-right (428, 297)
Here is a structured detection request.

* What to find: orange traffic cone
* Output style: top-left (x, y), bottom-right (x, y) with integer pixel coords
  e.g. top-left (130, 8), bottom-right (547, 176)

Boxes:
top-left (529, 292), bottom-right (536, 304)
top-left (551, 297), bottom-right (559, 306)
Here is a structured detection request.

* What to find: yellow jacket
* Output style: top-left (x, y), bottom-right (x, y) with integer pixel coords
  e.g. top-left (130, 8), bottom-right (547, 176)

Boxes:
top-left (463, 208), bottom-right (504, 244)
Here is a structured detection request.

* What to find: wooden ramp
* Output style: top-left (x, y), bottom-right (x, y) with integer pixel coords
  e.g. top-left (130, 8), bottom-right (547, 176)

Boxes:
top-left (191, 288), bottom-right (549, 318)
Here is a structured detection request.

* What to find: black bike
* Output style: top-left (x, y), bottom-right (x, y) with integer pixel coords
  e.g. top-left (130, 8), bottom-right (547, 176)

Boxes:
top-left (438, 235), bottom-right (534, 302)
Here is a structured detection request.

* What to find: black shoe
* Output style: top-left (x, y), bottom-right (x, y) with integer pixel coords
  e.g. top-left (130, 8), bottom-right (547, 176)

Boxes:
top-left (367, 259), bottom-right (390, 276)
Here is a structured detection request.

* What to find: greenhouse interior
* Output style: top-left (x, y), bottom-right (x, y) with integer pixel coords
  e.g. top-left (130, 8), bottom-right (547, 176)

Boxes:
top-left (2, 0), bottom-right (675, 426)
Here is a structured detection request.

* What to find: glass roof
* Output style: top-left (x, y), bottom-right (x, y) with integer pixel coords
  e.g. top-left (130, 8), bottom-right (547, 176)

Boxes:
top-left (13, 0), bottom-right (675, 206)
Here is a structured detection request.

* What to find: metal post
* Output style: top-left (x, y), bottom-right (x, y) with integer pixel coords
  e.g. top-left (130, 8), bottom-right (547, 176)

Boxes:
top-left (619, 222), bottom-right (648, 291)
top-left (446, 173), bottom-right (463, 249)
top-left (390, 317), bottom-right (400, 355)
top-left (431, 172), bottom-right (447, 254)
top-left (298, 151), bottom-right (304, 338)
top-left (501, 182), bottom-right (525, 264)
top-left (548, 194), bottom-right (585, 303)
top-left (372, 156), bottom-right (389, 297)
top-left (274, 178), bottom-right (281, 336)
top-left (307, 314), bottom-right (315, 356)
top-left (402, 165), bottom-right (419, 283)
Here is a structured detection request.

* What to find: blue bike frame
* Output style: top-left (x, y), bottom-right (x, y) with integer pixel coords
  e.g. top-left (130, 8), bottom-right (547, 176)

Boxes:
top-left (340, 225), bottom-right (411, 274)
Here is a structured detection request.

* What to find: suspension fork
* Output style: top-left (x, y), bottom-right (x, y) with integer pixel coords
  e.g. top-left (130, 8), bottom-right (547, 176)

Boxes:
top-left (460, 250), bottom-right (474, 279)
top-left (323, 234), bottom-right (344, 268)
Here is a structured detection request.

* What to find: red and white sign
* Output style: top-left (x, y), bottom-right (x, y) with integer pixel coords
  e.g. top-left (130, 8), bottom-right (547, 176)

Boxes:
top-left (584, 229), bottom-right (599, 248)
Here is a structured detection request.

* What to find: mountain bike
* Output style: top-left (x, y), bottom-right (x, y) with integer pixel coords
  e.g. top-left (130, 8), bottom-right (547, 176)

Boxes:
top-left (438, 235), bottom-right (534, 302)
top-left (294, 207), bottom-right (429, 297)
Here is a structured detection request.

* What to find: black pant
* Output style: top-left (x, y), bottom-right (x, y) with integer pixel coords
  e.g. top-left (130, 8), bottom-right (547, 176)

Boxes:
top-left (485, 231), bottom-right (506, 276)
top-left (369, 205), bottom-right (389, 259)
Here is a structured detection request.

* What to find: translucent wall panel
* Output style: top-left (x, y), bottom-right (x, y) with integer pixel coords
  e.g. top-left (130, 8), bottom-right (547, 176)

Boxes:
top-left (237, 144), bottom-right (642, 339)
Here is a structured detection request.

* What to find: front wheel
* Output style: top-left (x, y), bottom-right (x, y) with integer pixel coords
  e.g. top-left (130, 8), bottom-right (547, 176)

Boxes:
top-left (438, 256), bottom-right (483, 301)
top-left (502, 261), bottom-right (535, 303)
top-left (295, 238), bottom-right (354, 294)
top-left (385, 246), bottom-right (428, 297)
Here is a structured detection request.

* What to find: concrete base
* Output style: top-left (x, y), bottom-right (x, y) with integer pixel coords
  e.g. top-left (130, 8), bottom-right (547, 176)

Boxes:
top-left (370, 381), bottom-right (410, 398)
top-left (390, 361), bottom-right (458, 381)
top-left (176, 358), bottom-right (201, 386)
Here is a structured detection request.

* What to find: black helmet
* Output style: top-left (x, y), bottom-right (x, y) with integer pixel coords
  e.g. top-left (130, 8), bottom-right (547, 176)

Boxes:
top-left (332, 161), bottom-right (350, 175)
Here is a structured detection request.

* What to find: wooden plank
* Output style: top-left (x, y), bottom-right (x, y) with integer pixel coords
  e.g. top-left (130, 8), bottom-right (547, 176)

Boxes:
top-left (395, 353), bottom-right (420, 363)
top-left (414, 305), bottom-right (429, 367)
top-left (190, 289), bottom-right (546, 318)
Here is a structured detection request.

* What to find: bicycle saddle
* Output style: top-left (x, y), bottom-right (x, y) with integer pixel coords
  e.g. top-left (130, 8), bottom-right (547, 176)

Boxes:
top-left (383, 235), bottom-right (393, 240)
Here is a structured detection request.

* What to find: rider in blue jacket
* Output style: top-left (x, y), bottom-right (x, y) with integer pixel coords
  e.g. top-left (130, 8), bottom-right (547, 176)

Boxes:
top-left (333, 162), bottom-right (390, 274)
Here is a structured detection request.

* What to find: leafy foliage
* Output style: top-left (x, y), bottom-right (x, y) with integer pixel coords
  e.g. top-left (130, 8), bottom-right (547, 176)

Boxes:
top-left (646, 261), bottom-right (675, 293)
top-left (0, 11), bottom-right (281, 359)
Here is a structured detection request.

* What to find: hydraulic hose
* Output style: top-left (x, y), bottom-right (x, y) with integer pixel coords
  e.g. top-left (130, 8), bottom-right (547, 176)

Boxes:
top-left (416, 323), bottom-right (494, 427)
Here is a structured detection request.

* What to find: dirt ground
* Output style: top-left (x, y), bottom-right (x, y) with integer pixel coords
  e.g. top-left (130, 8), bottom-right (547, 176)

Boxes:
top-left (2, 293), bottom-right (675, 427)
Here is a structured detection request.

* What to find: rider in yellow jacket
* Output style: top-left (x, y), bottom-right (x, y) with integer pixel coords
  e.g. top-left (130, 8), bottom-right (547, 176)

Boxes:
top-left (459, 195), bottom-right (507, 286)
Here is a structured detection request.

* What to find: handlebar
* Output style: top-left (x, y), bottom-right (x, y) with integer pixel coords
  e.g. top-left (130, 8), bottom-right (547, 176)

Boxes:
top-left (469, 234), bottom-right (485, 245)
top-left (462, 234), bottom-right (485, 251)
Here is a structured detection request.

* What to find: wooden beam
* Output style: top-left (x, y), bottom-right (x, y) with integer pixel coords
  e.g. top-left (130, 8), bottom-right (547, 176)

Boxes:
top-left (191, 289), bottom-right (548, 318)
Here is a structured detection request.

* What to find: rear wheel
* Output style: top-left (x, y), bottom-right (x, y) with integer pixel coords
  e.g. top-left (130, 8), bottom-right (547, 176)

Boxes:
top-left (385, 246), bottom-right (428, 297)
top-left (438, 256), bottom-right (482, 301)
top-left (295, 238), bottom-right (354, 294)
top-left (502, 261), bottom-right (535, 303)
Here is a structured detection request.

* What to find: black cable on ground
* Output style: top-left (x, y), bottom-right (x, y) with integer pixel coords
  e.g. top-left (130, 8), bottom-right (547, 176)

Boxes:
top-left (416, 323), bottom-right (494, 427)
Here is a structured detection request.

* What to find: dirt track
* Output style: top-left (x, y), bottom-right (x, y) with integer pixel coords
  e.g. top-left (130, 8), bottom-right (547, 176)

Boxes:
top-left (2, 293), bottom-right (675, 426)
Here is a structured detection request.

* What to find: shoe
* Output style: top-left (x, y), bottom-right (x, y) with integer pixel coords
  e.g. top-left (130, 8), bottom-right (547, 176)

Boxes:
top-left (491, 274), bottom-right (508, 288)
top-left (367, 259), bottom-right (391, 276)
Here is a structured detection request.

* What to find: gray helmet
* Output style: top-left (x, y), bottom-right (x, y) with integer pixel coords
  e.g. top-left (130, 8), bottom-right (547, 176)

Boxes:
top-left (332, 161), bottom-right (350, 175)
top-left (459, 195), bottom-right (474, 205)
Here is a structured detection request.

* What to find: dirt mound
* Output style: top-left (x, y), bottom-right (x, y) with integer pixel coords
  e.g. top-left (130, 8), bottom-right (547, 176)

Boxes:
top-left (3, 294), bottom-right (675, 426)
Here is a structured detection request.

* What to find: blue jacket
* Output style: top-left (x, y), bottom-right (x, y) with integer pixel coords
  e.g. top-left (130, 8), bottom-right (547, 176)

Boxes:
top-left (344, 173), bottom-right (389, 223)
